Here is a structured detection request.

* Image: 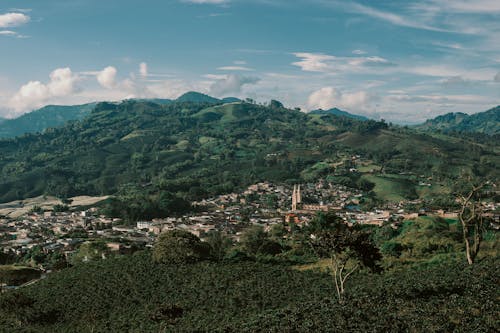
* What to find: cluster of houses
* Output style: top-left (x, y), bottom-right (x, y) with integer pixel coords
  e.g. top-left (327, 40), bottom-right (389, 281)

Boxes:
top-left (1, 180), bottom-right (498, 268)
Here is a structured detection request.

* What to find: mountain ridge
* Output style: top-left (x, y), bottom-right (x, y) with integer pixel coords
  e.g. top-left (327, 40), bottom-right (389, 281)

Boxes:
top-left (309, 107), bottom-right (369, 121)
top-left (0, 100), bottom-right (497, 204)
top-left (0, 92), bottom-right (243, 139)
top-left (418, 106), bottom-right (500, 135)
top-left (0, 103), bottom-right (97, 138)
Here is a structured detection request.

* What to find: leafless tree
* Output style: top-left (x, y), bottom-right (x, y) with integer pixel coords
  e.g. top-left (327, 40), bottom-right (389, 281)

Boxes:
top-left (457, 180), bottom-right (490, 265)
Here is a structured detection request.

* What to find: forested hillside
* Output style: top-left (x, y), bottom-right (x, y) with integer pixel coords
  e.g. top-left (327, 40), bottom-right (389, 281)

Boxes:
top-left (418, 106), bottom-right (500, 135)
top-left (0, 100), bottom-right (498, 204)
top-left (309, 107), bottom-right (369, 121)
top-left (0, 103), bottom-right (96, 139)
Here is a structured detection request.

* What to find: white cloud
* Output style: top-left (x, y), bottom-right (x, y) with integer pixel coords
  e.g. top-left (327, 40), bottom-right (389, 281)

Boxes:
top-left (0, 30), bottom-right (16, 36)
top-left (0, 12), bottom-right (30, 28)
top-left (292, 52), bottom-right (394, 74)
top-left (8, 67), bottom-right (78, 113)
top-left (387, 93), bottom-right (494, 105)
top-left (347, 56), bottom-right (391, 67)
top-left (352, 49), bottom-right (366, 55)
top-left (439, 76), bottom-right (469, 87)
top-left (307, 87), bottom-right (375, 112)
top-left (97, 66), bottom-right (117, 89)
top-left (405, 65), bottom-right (492, 81)
top-left (430, 0), bottom-right (500, 13)
top-left (217, 66), bottom-right (254, 71)
top-left (48, 68), bottom-right (78, 96)
top-left (139, 62), bottom-right (148, 77)
top-left (292, 52), bottom-right (336, 73)
top-left (331, 1), bottom-right (448, 32)
top-left (209, 74), bottom-right (259, 96)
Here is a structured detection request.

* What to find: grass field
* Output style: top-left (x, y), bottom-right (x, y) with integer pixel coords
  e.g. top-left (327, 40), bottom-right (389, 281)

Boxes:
top-left (362, 174), bottom-right (417, 202)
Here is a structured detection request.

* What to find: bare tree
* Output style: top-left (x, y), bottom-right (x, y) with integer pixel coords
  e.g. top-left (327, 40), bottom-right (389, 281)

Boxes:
top-left (457, 180), bottom-right (490, 265)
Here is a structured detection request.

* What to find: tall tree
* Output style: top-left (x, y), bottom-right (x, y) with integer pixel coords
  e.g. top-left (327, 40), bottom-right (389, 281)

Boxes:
top-left (309, 214), bottom-right (381, 303)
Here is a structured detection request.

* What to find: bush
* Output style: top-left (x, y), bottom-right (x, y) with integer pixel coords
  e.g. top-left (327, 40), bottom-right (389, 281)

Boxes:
top-left (152, 230), bottom-right (211, 264)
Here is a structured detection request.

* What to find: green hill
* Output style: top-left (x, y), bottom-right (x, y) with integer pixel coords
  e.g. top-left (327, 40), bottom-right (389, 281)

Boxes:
top-left (0, 103), bottom-right (96, 139)
top-left (418, 106), bottom-right (500, 135)
top-left (128, 98), bottom-right (172, 105)
top-left (0, 100), bottom-right (498, 204)
top-left (175, 91), bottom-right (221, 103)
top-left (309, 107), bottom-right (369, 121)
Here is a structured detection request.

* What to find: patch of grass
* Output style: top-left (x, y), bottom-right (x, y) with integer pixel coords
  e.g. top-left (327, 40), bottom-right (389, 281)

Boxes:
top-left (362, 174), bottom-right (417, 202)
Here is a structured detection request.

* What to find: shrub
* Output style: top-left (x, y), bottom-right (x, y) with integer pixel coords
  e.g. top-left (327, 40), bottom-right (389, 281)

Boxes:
top-left (152, 230), bottom-right (211, 264)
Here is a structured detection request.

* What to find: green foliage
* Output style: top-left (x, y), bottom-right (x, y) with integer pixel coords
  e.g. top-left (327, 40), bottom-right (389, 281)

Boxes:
top-left (71, 241), bottom-right (110, 264)
top-left (1, 100), bottom-right (497, 204)
top-left (152, 230), bottom-right (211, 264)
top-left (100, 189), bottom-right (191, 222)
top-left (204, 231), bottom-right (233, 261)
top-left (0, 103), bottom-right (96, 139)
top-left (240, 225), bottom-right (283, 256)
top-left (309, 215), bottom-right (382, 272)
top-left (0, 252), bottom-right (497, 332)
top-left (378, 216), bottom-right (469, 264)
top-left (0, 266), bottom-right (41, 286)
top-left (418, 106), bottom-right (500, 135)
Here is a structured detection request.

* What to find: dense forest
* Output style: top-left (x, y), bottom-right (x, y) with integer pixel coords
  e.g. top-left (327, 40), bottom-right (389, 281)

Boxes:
top-left (0, 103), bottom-right (96, 139)
top-left (418, 105), bottom-right (500, 135)
top-left (0, 99), bottom-right (498, 206)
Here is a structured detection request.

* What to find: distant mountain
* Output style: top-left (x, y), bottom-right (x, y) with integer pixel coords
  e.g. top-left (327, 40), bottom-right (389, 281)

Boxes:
top-left (174, 92), bottom-right (241, 104)
top-left (175, 92), bottom-right (221, 103)
top-left (0, 103), bottom-right (96, 138)
top-left (309, 107), bottom-right (369, 121)
top-left (221, 97), bottom-right (242, 103)
top-left (418, 106), bottom-right (500, 135)
top-left (128, 98), bottom-right (172, 105)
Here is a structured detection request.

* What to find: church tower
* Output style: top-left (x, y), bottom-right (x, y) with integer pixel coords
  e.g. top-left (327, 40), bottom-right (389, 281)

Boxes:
top-left (291, 184), bottom-right (302, 211)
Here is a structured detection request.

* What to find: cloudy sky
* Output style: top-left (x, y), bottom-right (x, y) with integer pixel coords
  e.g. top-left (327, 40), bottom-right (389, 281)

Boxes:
top-left (1, 0), bottom-right (499, 123)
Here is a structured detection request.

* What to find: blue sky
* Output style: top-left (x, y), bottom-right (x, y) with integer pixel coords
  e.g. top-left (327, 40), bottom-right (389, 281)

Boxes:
top-left (0, 0), bottom-right (499, 123)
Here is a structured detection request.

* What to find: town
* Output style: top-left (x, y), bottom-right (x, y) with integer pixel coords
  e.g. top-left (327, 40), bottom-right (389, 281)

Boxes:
top-left (3, 177), bottom-right (497, 280)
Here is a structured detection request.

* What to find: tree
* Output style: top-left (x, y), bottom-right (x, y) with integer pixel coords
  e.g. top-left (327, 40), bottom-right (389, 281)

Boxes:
top-left (240, 225), bottom-right (282, 256)
top-left (309, 218), bottom-right (381, 303)
top-left (240, 225), bottom-right (267, 255)
top-left (152, 230), bottom-right (210, 264)
top-left (457, 180), bottom-right (492, 265)
top-left (204, 230), bottom-right (233, 261)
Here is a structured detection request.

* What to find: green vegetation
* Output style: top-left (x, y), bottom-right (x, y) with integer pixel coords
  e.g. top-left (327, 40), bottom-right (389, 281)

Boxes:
top-left (418, 105), bottom-right (500, 135)
top-left (0, 99), bottom-right (497, 208)
top-left (0, 265), bottom-right (41, 287)
top-left (362, 174), bottom-right (417, 202)
top-left (0, 211), bottom-right (497, 331)
top-left (309, 107), bottom-right (369, 121)
top-left (0, 250), bottom-right (497, 331)
top-left (0, 103), bottom-right (96, 138)
top-left (152, 230), bottom-right (211, 264)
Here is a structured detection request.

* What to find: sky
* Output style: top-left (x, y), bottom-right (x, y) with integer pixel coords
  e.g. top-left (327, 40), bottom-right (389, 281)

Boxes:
top-left (0, 0), bottom-right (499, 123)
